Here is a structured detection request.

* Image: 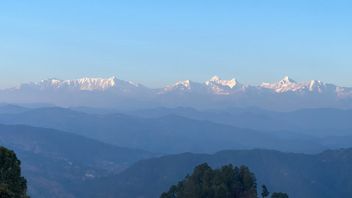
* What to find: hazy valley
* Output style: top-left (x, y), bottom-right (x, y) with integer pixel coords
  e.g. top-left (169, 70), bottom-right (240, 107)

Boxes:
top-left (1, 103), bottom-right (352, 197)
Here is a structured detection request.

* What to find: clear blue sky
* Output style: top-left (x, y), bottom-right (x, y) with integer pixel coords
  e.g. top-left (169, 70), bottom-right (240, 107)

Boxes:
top-left (0, 0), bottom-right (351, 88)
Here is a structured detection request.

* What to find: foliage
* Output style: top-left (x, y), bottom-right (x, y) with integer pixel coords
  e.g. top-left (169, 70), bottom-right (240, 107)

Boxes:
top-left (160, 163), bottom-right (257, 198)
top-left (261, 185), bottom-right (269, 198)
top-left (271, 192), bottom-right (289, 198)
top-left (0, 146), bottom-right (29, 198)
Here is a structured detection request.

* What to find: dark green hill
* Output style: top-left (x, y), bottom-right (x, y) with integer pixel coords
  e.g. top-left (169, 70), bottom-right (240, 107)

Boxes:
top-left (0, 146), bottom-right (29, 198)
top-left (161, 163), bottom-right (258, 198)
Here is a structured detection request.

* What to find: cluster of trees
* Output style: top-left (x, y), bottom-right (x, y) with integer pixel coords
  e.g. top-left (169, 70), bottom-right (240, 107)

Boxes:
top-left (261, 185), bottom-right (288, 198)
top-left (0, 146), bottom-right (29, 198)
top-left (161, 163), bottom-right (288, 198)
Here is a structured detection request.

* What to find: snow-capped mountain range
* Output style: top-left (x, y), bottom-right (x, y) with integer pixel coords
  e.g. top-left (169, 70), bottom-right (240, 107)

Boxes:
top-left (18, 76), bottom-right (144, 92)
top-left (260, 76), bottom-right (340, 94)
top-left (162, 75), bottom-right (351, 96)
top-left (1, 75), bottom-right (351, 110)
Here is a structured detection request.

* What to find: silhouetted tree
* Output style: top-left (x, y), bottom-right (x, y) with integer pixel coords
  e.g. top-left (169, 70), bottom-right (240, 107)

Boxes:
top-left (161, 163), bottom-right (257, 198)
top-left (0, 146), bottom-right (29, 198)
top-left (271, 192), bottom-right (289, 198)
top-left (261, 185), bottom-right (269, 198)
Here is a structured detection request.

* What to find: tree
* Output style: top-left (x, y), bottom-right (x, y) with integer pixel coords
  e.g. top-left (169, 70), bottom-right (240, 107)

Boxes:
top-left (0, 146), bottom-right (29, 198)
top-left (271, 192), bottom-right (289, 198)
top-left (261, 185), bottom-right (270, 198)
top-left (161, 163), bottom-right (257, 198)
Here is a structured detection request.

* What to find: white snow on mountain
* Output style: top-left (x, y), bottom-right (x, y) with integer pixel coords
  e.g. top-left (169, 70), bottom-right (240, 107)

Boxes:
top-left (18, 76), bottom-right (141, 91)
top-left (205, 76), bottom-right (245, 95)
top-left (2, 75), bottom-right (351, 110)
top-left (206, 76), bottom-right (238, 88)
top-left (260, 76), bottom-right (345, 95)
top-left (336, 86), bottom-right (352, 98)
top-left (164, 80), bottom-right (192, 91)
top-left (261, 76), bottom-right (303, 93)
top-left (12, 75), bottom-right (352, 98)
top-left (162, 80), bottom-right (207, 94)
top-left (162, 76), bottom-right (247, 95)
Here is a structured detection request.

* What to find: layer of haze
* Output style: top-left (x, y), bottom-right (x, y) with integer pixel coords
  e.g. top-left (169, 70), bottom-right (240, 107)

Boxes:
top-left (0, 0), bottom-right (351, 88)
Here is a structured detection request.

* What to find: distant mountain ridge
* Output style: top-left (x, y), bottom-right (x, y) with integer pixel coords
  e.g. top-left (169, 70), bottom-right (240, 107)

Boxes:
top-left (1, 76), bottom-right (351, 110)
top-left (1, 106), bottom-right (352, 154)
top-left (0, 107), bottom-right (321, 153)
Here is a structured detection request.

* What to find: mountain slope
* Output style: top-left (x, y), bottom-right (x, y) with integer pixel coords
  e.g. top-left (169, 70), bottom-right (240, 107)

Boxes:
top-left (129, 107), bottom-right (352, 136)
top-left (0, 104), bottom-right (29, 114)
top-left (0, 124), bottom-right (154, 198)
top-left (81, 149), bottom-right (352, 198)
top-left (0, 107), bottom-right (327, 154)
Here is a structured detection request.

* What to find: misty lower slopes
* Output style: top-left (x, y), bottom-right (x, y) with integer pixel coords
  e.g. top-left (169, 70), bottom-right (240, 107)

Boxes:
top-left (1, 105), bottom-right (352, 198)
top-left (1, 75), bottom-right (351, 110)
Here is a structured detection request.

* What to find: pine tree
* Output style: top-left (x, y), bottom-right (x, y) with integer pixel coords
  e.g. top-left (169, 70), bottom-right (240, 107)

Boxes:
top-left (161, 163), bottom-right (257, 198)
top-left (271, 192), bottom-right (289, 198)
top-left (0, 146), bottom-right (29, 198)
top-left (261, 185), bottom-right (270, 198)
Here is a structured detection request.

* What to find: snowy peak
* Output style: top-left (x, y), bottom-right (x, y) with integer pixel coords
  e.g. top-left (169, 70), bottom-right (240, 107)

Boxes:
top-left (260, 76), bottom-right (342, 94)
top-left (306, 80), bottom-right (347, 94)
top-left (204, 75), bottom-right (244, 95)
top-left (175, 80), bottom-right (192, 89)
top-left (12, 75), bottom-right (352, 99)
top-left (206, 75), bottom-right (239, 89)
top-left (163, 80), bottom-right (202, 92)
top-left (279, 76), bottom-right (296, 85)
top-left (19, 76), bottom-right (141, 91)
top-left (308, 80), bottom-right (324, 92)
top-left (70, 76), bottom-right (118, 90)
top-left (261, 76), bottom-right (301, 93)
top-left (4, 75), bottom-right (352, 110)
top-left (163, 76), bottom-right (244, 95)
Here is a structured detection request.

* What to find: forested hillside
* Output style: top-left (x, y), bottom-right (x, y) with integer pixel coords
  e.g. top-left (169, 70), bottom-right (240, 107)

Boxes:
top-left (80, 149), bottom-right (352, 198)
top-left (0, 146), bottom-right (29, 198)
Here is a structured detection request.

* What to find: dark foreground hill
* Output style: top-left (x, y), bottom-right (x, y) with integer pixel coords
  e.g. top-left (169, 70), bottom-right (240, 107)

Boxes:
top-left (0, 124), bottom-right (154, 198)
top-left (80, 148), bottom-right (352, 198)
top-left (0, 146), bottom-right (29, 198)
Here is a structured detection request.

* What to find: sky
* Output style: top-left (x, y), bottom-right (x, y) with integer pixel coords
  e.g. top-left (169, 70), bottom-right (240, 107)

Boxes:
top-left (0, 0), bottom-right (351, 88)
